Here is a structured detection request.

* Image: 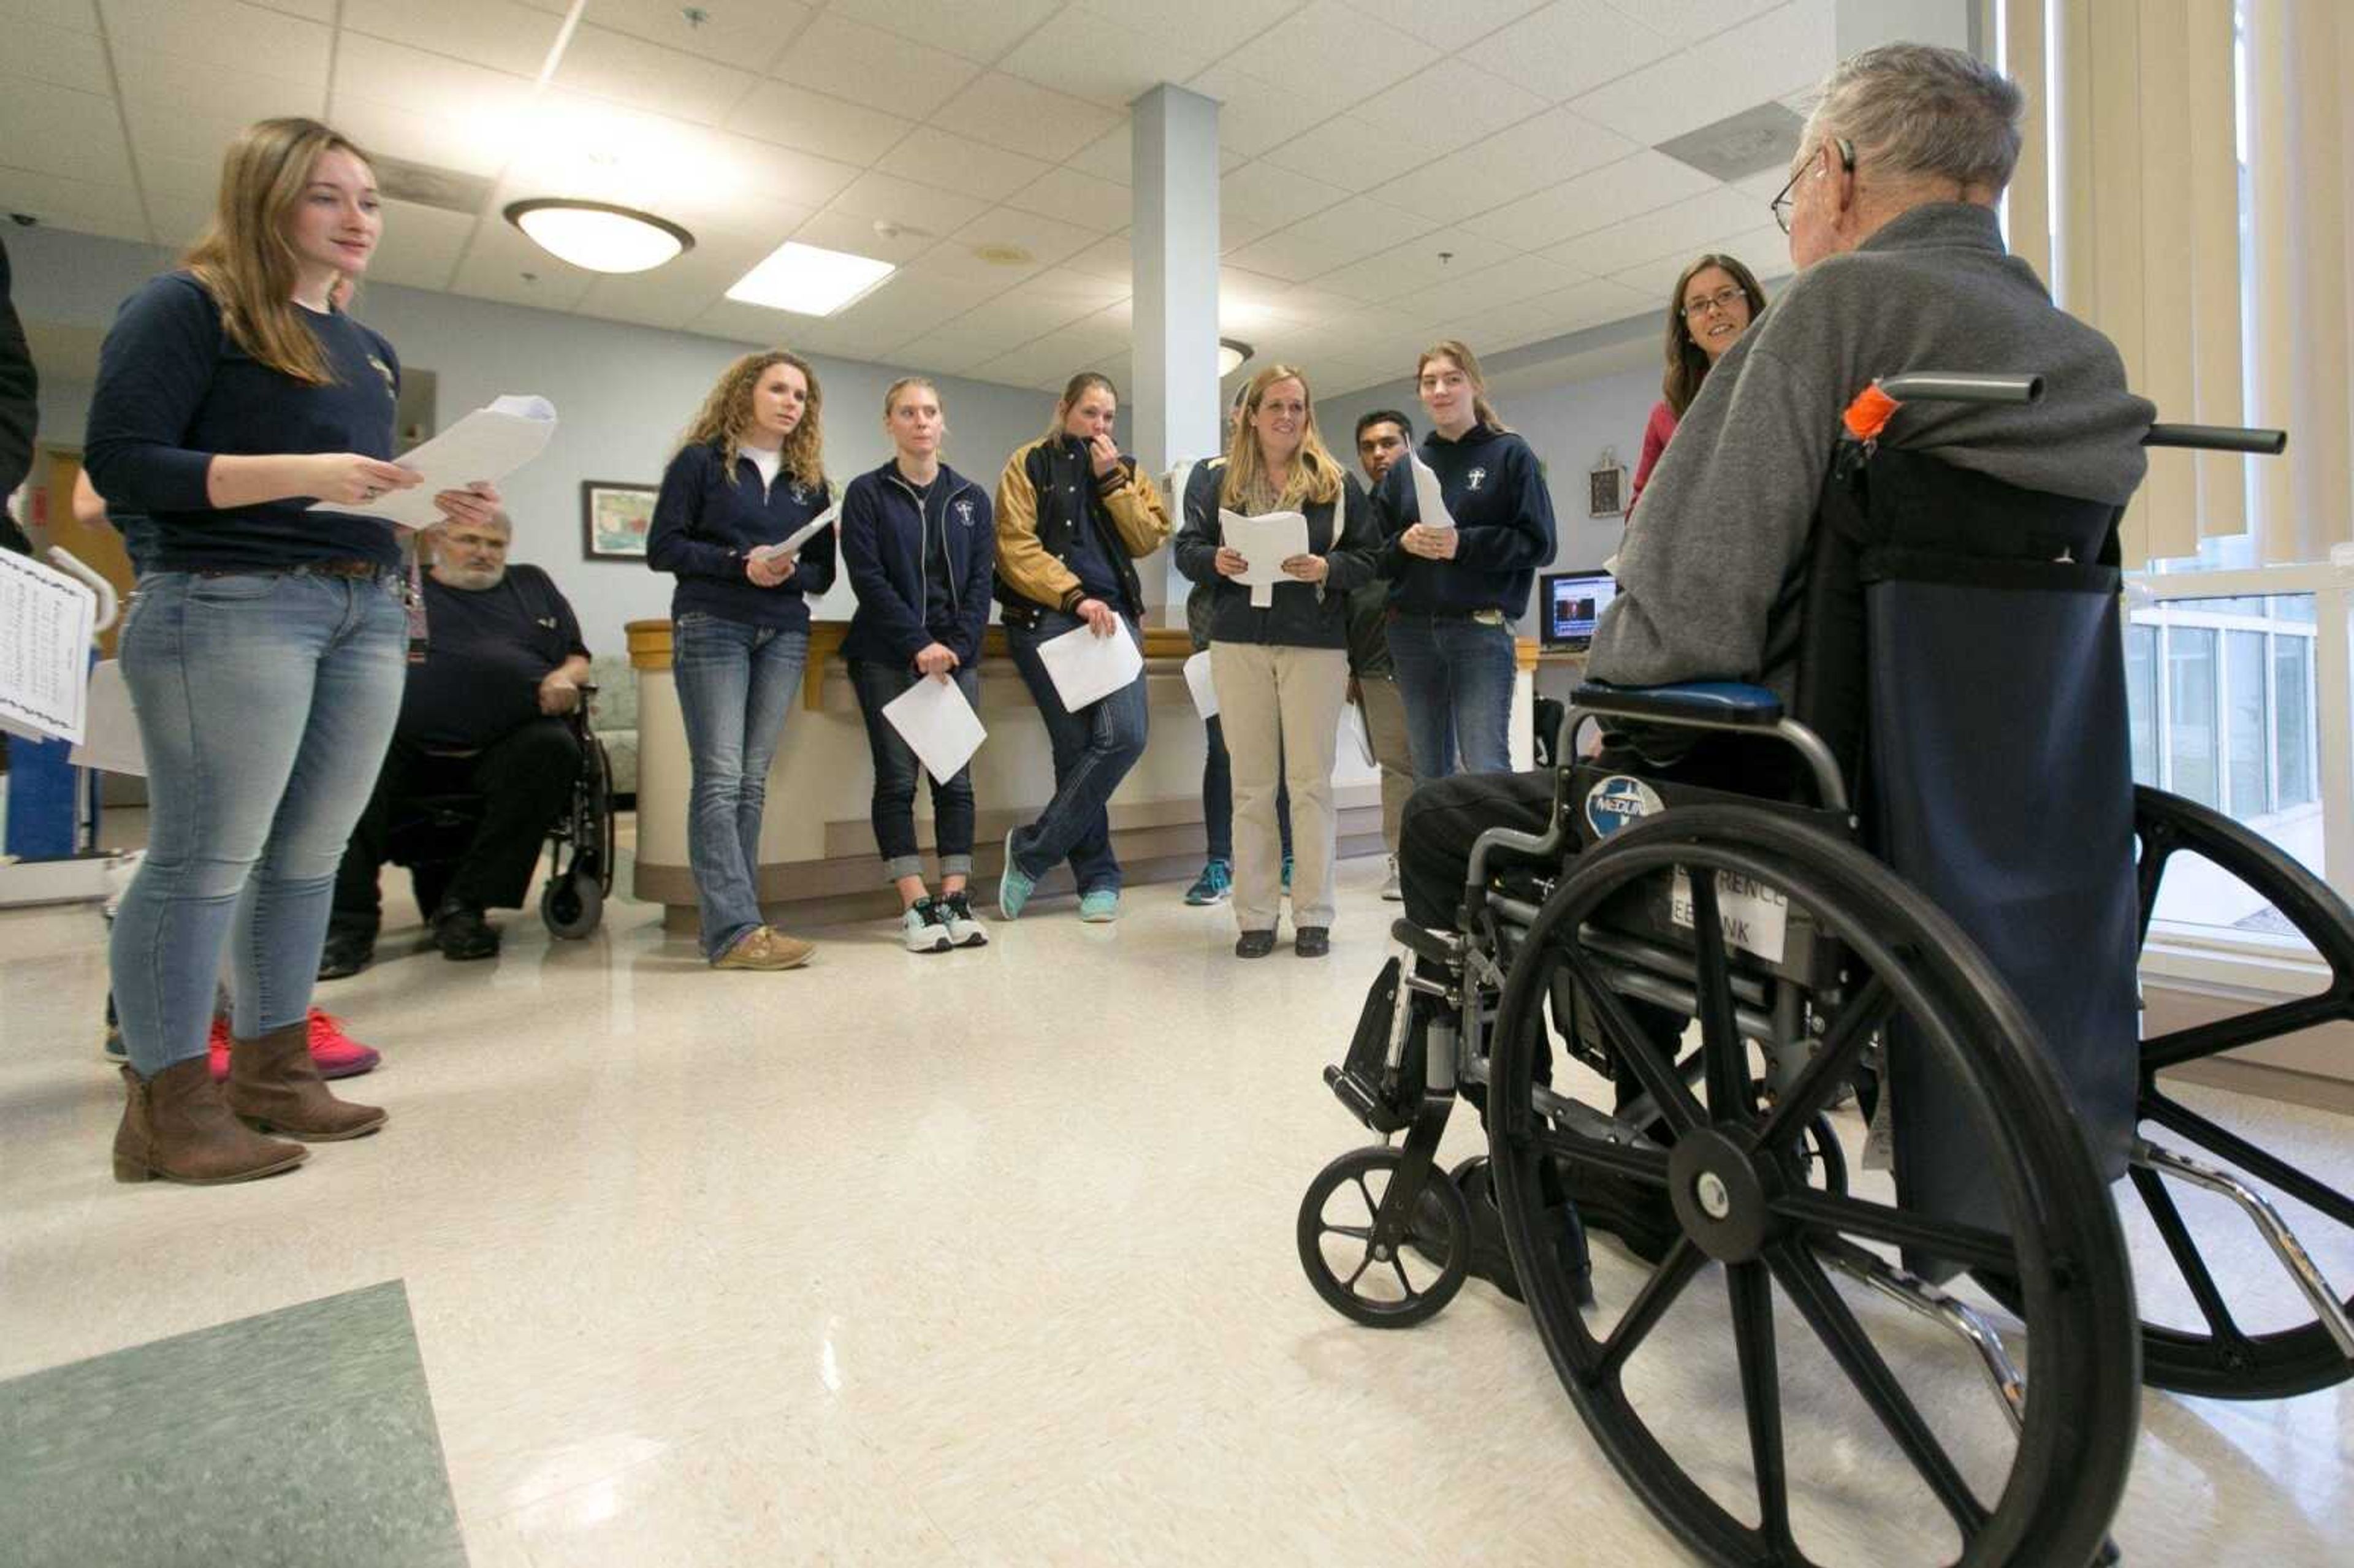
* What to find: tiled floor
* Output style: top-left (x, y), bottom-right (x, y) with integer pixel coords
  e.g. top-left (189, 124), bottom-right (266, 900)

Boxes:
top-left (2, 825), bottom-right (2350, 1566)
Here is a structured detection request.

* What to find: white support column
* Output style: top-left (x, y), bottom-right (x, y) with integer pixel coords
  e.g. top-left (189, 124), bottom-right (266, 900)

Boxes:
top-left (1129, 84), bottom-right (1222, 626)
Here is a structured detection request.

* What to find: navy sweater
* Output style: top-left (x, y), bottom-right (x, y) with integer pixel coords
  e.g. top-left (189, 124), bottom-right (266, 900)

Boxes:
top-left (83, 272), bottom-right (402, 573)
top-left (839, 459), bottom-right (994, 670)
top-left (647, 441), bottom-right (837, 631)
top-left (1372, 424), bottom-right (1556, 618)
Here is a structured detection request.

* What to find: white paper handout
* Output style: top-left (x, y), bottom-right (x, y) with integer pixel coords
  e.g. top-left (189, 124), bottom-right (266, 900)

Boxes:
top-left (1408, 451), bottom-right (1456, 531)
top-left (0, 549), bottom-right (97, 746)
top-left (1216, 508), bottom-right (1310, 609)
top-left (1035, 620), bottom-right (1144, 712)
top-left (1344, 698), bottom-right (1376, 768)
top-left (68, 660), bottom-right (144, 777)
top-left (313, 395), bottom-right (558, 531)
top-left (1182, 650), bottom-right (1218, 720)
top-left (882, 672), bottom-right (987, 786)
top-left (752, 499), bottom-right (840, 563)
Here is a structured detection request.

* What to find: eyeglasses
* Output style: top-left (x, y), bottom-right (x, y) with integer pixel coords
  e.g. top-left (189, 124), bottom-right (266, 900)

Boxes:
top-left (1769, 136), bottom-right (1855, 235)
top-left (1680, 286), bottom-right (1746, 320)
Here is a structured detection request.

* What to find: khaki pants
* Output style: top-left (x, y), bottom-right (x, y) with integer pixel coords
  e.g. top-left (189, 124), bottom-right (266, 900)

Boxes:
top-left (1355, 674), bottom-right (1414, 853)
top-left (1211, 641), bottom-right (1349, 930)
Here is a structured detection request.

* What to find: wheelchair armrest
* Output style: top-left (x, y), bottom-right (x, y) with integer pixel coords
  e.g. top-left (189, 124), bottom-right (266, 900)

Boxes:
top-left (1572, 680), bottom-right (1785, 730)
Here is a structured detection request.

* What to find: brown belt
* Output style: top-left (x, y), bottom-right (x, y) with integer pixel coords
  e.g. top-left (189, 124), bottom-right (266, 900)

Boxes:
top-left (194, 559), bottom-right (385, 579)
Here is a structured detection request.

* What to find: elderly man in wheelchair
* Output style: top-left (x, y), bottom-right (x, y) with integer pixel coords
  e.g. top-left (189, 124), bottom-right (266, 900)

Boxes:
top-left (1299, 42), bottom-right (2353, 1568)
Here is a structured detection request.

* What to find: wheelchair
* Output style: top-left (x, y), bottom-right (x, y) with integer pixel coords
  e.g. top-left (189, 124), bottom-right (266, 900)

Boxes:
top-left (1298, 376), bottom-right (2351, 1566)
top-left (385, 691), bottom-right (617, 940)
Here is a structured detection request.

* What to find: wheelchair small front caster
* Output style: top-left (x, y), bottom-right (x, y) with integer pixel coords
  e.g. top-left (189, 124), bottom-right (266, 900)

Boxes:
top-left (541, 869), bottom-right (604, 939)
top-left (1297, 1146), bottom-right (1471, 1328)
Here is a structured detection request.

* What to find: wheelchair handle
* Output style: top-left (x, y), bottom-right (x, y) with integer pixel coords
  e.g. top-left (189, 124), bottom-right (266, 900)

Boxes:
top-left (1875, 372), bottom-right (2044, 405)
top-left (2144, 422), bottom-right (2287, 455)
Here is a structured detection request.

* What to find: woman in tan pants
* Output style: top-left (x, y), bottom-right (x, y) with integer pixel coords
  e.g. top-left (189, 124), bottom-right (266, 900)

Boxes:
top-left (1173, 365), bottom-right (1378, 959)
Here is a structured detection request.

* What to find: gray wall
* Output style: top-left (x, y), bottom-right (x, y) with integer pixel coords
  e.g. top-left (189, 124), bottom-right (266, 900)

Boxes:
top-left (8, 226), bottom-right (1071, 657)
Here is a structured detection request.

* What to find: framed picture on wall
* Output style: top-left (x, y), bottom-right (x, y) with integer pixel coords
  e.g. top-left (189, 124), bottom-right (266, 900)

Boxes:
top-left (581, 481), bottom-right (657, 560)
top-left (1588, 463), bottom-right (1626, 519)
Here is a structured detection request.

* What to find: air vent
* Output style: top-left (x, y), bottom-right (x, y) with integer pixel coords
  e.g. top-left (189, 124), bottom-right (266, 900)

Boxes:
top-left (1654, 103), bottom-right (1806, 183)
top-left (372, 155), bottom-right (495, 216)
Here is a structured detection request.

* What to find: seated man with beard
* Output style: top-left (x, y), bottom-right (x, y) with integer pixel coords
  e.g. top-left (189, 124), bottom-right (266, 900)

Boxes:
top-left (322, 512), bottom-right (590, 973)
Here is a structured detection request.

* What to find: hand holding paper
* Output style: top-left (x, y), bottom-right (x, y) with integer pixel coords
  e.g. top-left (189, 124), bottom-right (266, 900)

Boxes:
top-left (751, 498), bottom-right (840, 564)
top-left (882, 674), bottom-right (987, 786)
top-left (1216, 508), bottom-right (1310, 608)
top-left (315, 395), bottom-right (558, 531)
top-left (1036, 620), bottom-right (1143, 710)
top-left (1408, 451), bottom-right (1455, 530)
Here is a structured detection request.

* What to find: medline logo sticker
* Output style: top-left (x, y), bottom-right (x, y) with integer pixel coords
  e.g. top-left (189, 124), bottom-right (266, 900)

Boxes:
top-left (1584, 775), bottom-right (1664, 838)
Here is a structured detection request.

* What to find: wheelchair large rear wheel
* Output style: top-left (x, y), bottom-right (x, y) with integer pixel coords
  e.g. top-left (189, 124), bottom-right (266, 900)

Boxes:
top-left (2120, 785), bottom-right (2354, 1398)
top-left (1487, 807), bottom-right (2139, 1568)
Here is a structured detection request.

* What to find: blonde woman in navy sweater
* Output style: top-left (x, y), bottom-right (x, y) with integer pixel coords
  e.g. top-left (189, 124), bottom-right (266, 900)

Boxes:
top-left (649, 351), bottom-right (837, 971)
top-left (86, 118), bottom-right (501, 1184)
top-left (838, 377), bottom-right (994, 953)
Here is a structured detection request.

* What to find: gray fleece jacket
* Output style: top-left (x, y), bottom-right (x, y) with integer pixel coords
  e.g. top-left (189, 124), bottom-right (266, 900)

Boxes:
top-left (1588, 202), bottom-right (2154, 699)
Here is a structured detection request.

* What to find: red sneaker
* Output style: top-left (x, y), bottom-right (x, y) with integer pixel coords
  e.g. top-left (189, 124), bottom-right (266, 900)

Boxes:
top-left (205, 1010), bottom-right (381, 1081)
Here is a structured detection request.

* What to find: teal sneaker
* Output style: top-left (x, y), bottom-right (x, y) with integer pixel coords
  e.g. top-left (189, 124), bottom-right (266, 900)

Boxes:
top-left (999, 829), bottom-right (1036, 920)
top-left (1183, 859), bottom-right (1232, 905)
top-left (1078, 888), bottom-right (1120, 923)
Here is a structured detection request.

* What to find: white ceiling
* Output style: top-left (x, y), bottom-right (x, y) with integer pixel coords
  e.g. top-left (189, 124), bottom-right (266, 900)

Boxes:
top-left (0, 0), bottom-right (1832, 397)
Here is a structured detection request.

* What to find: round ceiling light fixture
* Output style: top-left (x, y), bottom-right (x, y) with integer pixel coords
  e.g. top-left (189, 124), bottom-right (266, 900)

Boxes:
top-left (1218, 337), bottom-right (1254, 378)
top-left (503, 199), bottom-right (695, 274)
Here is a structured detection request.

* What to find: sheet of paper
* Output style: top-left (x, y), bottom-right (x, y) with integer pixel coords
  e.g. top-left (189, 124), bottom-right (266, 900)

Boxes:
top-left (311, 394), bottom-right (557, 531)
top-left (1182, 650), bottom-right (1218, 720)
top-left (1409, 451), bottom-right (1455, 531)
top-left (1344, 698), bottom-right (1376, 768)
top-left (1217, 508), bottom-right (1309, 609)
top-left (0, 548), bottom-right (97, 746)
top-left (751, 500), bottom-right (840, 563)
top-left (1035, 620), bottom-right (1144, 712)
top-left (67, 660), bottom-right (144, 776)
top-left (882, 672), bottom-right (987, 786)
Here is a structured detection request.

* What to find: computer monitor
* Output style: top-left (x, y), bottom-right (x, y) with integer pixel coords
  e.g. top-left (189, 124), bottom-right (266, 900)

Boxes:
top-left (1539, 569), bottom-right (1616, 651)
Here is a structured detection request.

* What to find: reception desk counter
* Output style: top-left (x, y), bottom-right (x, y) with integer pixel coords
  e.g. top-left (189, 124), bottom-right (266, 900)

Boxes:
top-left (627, 618), bottom-right (1537, 931)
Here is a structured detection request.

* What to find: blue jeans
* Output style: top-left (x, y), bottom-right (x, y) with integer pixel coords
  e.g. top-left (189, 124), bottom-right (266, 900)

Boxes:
top-left (1202, 714), bottom-right (1290, 866)
top-left (673, 613), bottom-right (808, 959)
top-left (848, 659), bottom-right (980, 881)
top-left (1387, 612), bottom-right (1517, 778)
top-left (109, 569), bottom-right (406, 1075)
top-left (1004, 611), bottom-right (1149, 894)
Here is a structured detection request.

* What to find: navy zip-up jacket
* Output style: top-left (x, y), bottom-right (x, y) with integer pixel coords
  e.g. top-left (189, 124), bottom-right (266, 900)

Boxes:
top-left (839, 459), bottom-right (994, 670)
top-left (1173, 462), bottom-right (1379, 649)
top-left (647, 440), bottom-right (837, 631)
top-left (1371, 424), bottom-right (1555, 618)
top-left (83, 271), bottom-right (401, 573)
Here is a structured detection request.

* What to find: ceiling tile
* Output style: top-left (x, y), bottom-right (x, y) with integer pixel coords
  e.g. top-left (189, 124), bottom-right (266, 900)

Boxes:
top-left (573, 228), bottom-right (783, 332)
top-left (358, 198), bottom-right (475, 291)
top-left (1258, 115), bottom-right (1430, 194)
top-left (1345, 0), bottom-right (1549, 45)
top-left (1460, 149), bottom-right (1720, 251)
top-left (1070, 0), bottom-right (1297, 59)
top-left (1598, 0), bottom-right (1787, 45)
top-left (115, 48), bottom-right (327, 167)
top-left (1252, 1), bottom-right (1424, 104)
top-left (1374, 146), bottom-right (1548, 227)
top-left (910, 312), bottom-right (1054, 363)
top-left (714, 133), bottom-right (865, 213)
top-left (584, 0), bottom-right (812, 68)
top-left (341, 0), bottom-right (562, 79)
top-left (1608, 221), bottom-right (1788, 301)
top-left (769, 13), bottom-right (979, 119)
top-left (0, 78), bottom-right (128, 183)
top-left (1385, 251), bottom-right (1588, 320)
top-left (550, 23), bottom-right (758, 127)
top-left (685, 294), bottom-right (821, 348)
top-left (1351, 59), bottom-right (1547, 159)
top-left (332, 33), bottom-right (539, 126)
top-left (1221, 160), bottom-right (1350, 231)
top-left (1314, 230), bottom-right (1519, 305)
top-left (1458, 0), bottom-right (1680, 103)
top-left (878, 127), bottom-right (1052, 205)
top-left (1000, 12), bottom-right (1224, 111)
top-left (8, 1), bottom-right (101, 31)
top-left (930, 72), bottom-right (1122, 164)
top-left (1568, 0), bottom-right (1835, 148)
top-left (1004, 164), bottom-right (1132, 232)
top-left (791, 208), bottom-right (937, 269)
top-left (1223, 194), bottom-right (1436, 284)
top-left (821, 0), bottom-right (1062, 64)
top-left (328, 91), bottom-right (526, 181)
top-left (938, 205), bottom-right (1100, 273)
top-left (1, 14), bottom-right (110, 94)
top-left (98, 0), bottom-right (331, 84)
top-left (1064, 124), bottom-right (1132, 187)
top-left (449, 215), bottom-right (596, 311)
top-left (1187, 60), bottom-right (1347, 159)
top-left (826, 169), bottom-right (991, 240)
top-left (726, 81), bottom-right (912, 166)
top-left (1064, 232), bottom-right (1132, 283)
top-left (0, 165), bottom-right (146, 244)
top-left (1541, 185), bottom-right (1763, 278)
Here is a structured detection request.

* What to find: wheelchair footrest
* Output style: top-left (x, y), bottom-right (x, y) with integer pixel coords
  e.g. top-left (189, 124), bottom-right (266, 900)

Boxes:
top-left (1390, 919), bottom-right (1461, 970)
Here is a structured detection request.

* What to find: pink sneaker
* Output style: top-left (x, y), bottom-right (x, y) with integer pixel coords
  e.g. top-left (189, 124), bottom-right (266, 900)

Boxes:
top-left (205, 1010), bottom-right (381, 1081)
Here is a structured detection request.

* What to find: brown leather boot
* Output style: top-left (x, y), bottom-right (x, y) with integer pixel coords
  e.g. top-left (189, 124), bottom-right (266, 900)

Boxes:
top-left (226, 1021), bottom-right (387, 1140)
top-left (113, 1060), bottom-right (309, 1184)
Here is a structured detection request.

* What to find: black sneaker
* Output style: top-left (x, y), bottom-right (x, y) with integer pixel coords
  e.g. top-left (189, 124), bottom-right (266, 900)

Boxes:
top-left (432, 902), bottom-right (500, 961)
top-left (1234, 929), bottom-right (1276, 959)
top-left (1560, 1159), bottom-right (1680, 1265)
top-left (318, 926), bottom-right (376, 980)
top-left (1446, 1157), bottom-right (1596, 1306)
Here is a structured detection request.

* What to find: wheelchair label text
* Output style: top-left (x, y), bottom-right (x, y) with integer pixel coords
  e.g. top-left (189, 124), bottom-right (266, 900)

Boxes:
top-left (1584, 775), bottom-right (1665, 838)
top-left (1669, 871), bottom-right (1789, 964)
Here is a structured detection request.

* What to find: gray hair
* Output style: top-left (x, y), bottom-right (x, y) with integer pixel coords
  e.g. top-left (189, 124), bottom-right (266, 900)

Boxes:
top-left (1802, 44), bottom-right (2025, 196)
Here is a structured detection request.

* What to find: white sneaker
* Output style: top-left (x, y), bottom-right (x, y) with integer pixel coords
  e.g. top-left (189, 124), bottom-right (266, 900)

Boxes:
top-left (901, 900), bottom-right (953, 953)
top-left (939, 890), bottom-right (989, 948)
top-left (1381, 855), bottom-right (1403, 901)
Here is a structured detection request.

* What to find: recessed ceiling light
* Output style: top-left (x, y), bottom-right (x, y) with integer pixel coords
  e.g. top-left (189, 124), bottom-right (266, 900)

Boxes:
top-left (725, 240), bottom-right (897, 316)
top-left (504, 199), bottom-right (693, 273)
top-left (1219, 338), bottom-right (1254, 377)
